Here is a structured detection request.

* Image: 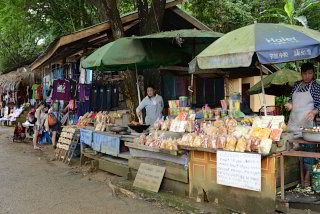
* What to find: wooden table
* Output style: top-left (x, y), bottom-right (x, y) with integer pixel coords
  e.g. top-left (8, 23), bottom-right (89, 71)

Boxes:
top-left (280, 138), bottom-right (320, 200)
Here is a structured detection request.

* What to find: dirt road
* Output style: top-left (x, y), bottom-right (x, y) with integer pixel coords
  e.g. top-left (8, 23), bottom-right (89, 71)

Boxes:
top-left (0, 127), bottom-right (181, 214)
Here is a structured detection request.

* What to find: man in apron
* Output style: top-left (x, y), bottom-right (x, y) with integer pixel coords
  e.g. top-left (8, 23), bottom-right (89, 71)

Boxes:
top-left (136, 85), bottom-right (164, 125)
top-left (286, 62), bottom-right (320, 187)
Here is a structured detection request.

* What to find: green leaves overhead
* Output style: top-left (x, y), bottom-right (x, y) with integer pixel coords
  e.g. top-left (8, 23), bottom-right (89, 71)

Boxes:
top-left (259, 0), bottom-right (320, 29)
top-left (284, 0), bottom-right (295, 23)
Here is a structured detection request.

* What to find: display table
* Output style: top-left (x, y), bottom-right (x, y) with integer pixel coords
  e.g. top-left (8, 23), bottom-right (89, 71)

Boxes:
top-left (280, 138), bottom-right (320, 200)
top-left (80, 128), bottom-right (138, 178)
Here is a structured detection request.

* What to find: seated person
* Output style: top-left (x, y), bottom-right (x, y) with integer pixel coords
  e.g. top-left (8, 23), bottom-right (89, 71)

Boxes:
top-left (13, 122), bottom-right (26, 141)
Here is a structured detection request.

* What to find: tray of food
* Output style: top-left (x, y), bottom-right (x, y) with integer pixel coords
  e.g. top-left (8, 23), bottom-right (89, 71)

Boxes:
top-left (302, 127), bottom-right (320, 142)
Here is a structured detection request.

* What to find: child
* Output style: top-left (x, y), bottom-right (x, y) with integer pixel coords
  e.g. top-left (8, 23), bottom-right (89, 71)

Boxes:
top-left (13, 122), bottom-right (26, 142)
top-left (40, 105), bottom-right (52, 145)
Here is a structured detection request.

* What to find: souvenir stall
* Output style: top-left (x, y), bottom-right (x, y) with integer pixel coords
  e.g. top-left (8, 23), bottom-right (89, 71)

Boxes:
top-left (49, 59), bottom-right (128, 166)
top-left (0, 69), bottom-right (34, 127)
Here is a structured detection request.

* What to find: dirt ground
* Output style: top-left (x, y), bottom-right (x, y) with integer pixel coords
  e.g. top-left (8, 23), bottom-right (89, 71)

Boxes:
top-left (0, 126), bottom-right (185, 214)
top-left (0, 126), bottom-right (318, 214)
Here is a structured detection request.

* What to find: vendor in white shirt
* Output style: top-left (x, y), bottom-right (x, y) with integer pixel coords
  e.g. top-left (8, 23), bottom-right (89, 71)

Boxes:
top-left (136, 85), bottom-right (164, 125)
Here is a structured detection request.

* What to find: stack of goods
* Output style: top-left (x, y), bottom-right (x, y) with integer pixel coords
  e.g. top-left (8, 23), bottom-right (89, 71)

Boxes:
top-left (138, 132), bottom-right (179, 151)
top-left (78, 112), bottom-right (95, 127)
top-left (168, 99), bottom-right (191, 116)
top-left (137, 116), bottom-right (284, 155)
top-left (95, 111), bottom-right (129, 131)
top-left (95, 112), bottom-right (110, 132)
top-left (56, 127), bottom-right (80, 163)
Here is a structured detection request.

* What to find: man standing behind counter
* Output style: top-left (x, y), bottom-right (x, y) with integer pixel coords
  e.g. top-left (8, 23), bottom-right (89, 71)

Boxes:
top-left (136, 85), bottom-right (164, 125)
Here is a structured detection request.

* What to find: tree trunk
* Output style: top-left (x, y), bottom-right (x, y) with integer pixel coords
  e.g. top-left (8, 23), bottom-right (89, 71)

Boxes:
top-left (136, 0), bottom-right (166, 35)
top-left (97, 0), bottom-right (137, 120)
top-left (100, 0), bottom-right (125, 39)
top-left (136, 0), bottom-right (166, 94)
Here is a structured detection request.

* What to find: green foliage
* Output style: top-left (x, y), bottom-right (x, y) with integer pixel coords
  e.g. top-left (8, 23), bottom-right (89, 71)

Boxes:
top-left (0, 0), bottom-right (46, 71)
top-left (275, 96), bottom-right (290, 122)
top-left (259, 0), bottom-right (320, 29)
top-left (183, 0), bottom-right (320, 33)
top-left (0, 0), bottom-right (102, 72)
top-left (183, 0), bottom-right (255, 33)
top-left (118, 0), bottom-right (135, 14)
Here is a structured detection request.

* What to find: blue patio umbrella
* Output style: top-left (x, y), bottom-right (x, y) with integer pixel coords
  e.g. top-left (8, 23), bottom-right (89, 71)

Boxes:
top-left (190, 23), bottom-right (320, 114)
top-left (190, 23), bottom-right (320, 70)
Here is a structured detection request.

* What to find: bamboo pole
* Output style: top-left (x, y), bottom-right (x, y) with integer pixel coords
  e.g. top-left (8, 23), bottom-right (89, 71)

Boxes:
top-left (259, 64), bottom-right (267, 116)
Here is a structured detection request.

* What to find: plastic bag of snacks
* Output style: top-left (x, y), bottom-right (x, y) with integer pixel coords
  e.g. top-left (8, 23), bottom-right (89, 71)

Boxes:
top-left (235, 137), bottom-right (247, 152)
top-left (225, 136), bottom-right (237, 151)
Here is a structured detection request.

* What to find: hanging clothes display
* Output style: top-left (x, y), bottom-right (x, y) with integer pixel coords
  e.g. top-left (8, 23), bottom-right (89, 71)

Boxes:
top-left (91, 84), bottom-right (100, 111)
top-left (106, 84), bottom-right (112, 111)
top-left (111, 84), bottom-right (119, 109)
top-left (79, 58), bottom-right (86, 84)
top-left (52, 80), bottom-right (70, 101)
top-left (72, 61), bottom-right (80, 80)
top-left (53, 68), bottom-right (64, 80)
top-left (69, 79), bottom-right (77, 99)
top-left (79, 84), bottom-right (90, 102)
top-left (99, 86), bottom-right (107, 110)
top-left (32, 84), bottom-right (43, 100)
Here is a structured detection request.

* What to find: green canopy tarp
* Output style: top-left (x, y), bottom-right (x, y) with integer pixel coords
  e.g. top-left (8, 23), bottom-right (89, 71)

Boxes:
top-left (81, 37), bottom-right (184, 71)
top-left (247, 69), bottom-right (301, 96)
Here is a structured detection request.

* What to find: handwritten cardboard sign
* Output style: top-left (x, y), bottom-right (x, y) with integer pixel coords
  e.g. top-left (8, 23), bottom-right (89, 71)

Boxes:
top-left (133, 163), bottom-right (166, 192)
top-left (217, 151), bottom-right (261, 192)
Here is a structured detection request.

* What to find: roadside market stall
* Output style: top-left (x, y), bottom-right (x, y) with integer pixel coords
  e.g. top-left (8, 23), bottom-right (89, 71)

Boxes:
top-left (188, 22), bottom-right (320, 213)
top-left (78, 31), bottom-right (224, 192)
top-left (0, 69), bottom-right (34, 127)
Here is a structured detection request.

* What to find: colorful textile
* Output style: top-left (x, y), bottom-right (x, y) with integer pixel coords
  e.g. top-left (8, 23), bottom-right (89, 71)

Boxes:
top-left (32, 84), bottom-right (42, 100)
top-left (52, 80), bottom-right (70, 101)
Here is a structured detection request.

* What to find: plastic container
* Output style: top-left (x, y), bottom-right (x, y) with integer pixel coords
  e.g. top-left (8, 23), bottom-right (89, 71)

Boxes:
top-left (179, 96), bottom-right (188, 107)
top-left (221, 109), bottom-right (227, 118)
top-left (312, 171), bottom-right (320, 193)
top-left (214, 108), bottom-right (221, 119)
top-left (231, 93), bottom-right (241, 100)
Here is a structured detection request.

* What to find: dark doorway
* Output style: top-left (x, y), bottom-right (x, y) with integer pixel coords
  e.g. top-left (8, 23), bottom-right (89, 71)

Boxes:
top-left (242, 83), bottom-right (251, 107)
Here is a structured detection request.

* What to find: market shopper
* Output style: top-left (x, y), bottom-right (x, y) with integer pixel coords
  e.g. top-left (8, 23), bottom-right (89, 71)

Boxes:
top-left (40, 104), bottom-right (51, 145)
top-left (33, 103), bottom-right (44, 150)
top-left (48, 108), bottom-right (61, 149)
top-left (285, 62), bottom-right (320, 187)
top-left (136, 85), bottom-right (164, 125)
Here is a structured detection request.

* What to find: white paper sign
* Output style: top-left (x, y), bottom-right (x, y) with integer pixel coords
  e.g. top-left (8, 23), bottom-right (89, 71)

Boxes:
top-left (217, 151), bottom-right (261, 192)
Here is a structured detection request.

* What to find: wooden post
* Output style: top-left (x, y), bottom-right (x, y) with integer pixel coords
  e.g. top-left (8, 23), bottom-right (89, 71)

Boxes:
top-left (224, 74), bottom-right (229, 98)
top-left (259, 64), bottom-right (267, 116)
top-left (280, 155), bottom-right (285, 200)
top-left (300, 158), bottom-right (305, 188)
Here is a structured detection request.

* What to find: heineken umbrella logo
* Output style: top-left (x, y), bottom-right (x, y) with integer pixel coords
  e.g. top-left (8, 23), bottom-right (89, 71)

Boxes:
top-left (265, 37), bottom-right (299, 45)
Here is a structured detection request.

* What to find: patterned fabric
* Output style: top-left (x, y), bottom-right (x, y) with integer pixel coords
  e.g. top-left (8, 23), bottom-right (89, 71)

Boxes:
top-left (288, 80), bottom-right (320, 110)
